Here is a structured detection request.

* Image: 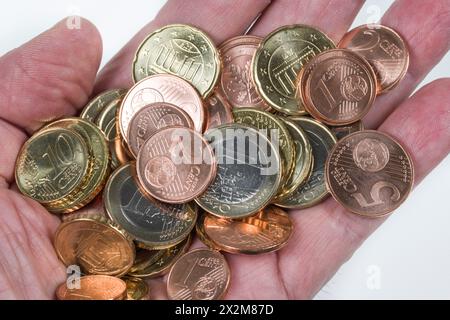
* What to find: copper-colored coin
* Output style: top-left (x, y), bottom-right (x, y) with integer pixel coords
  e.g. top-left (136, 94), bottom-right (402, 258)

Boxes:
top-left (339, 24), bottom-right (409, 94)
top-left (123, 277), bottom-right (149, 300)
top-left (136, 127), bottom-right (216, 203)
top-left (204, 91), bottom-right (234, 132)
top-left (298, 49), bottom-right (377, 126)
top-left (219, 36), bottom-right (269, 111)
top-left (199, 206), bottom-right (293, 254)
top-left (326, 130), bottom-right (414, 217)
top-left (56, 275), bottom-right (126, 300)
top-left (119, 74), bottom-right (204, 137)
top-left (54, 214), bottom-right (135, 276)
top-left (127, 102), bottom-right (194, 157)
top-left (330, 120), bottom-right (364, 141)
top-left (167, 248), bottom-right (230, 300)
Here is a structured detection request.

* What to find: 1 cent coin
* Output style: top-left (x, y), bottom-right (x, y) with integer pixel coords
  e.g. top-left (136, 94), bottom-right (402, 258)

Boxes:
top-left (136, 127), bottom-right (216, 203)
top-left (167, 248), bottom-right (230, 300)
top-left (326, 130), bottom-right (414, 217)
top-left (204, 91), bottom-right (234, 132)
top-left (127, 102), bottom-right (194, 157)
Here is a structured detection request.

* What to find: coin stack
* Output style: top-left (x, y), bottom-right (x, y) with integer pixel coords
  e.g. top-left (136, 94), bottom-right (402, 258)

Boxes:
top-left (14, 23), bottom-right (414, 300)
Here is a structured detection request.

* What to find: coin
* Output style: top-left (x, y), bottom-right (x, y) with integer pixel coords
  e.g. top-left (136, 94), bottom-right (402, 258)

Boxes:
top-left (127, 102), bottom-right (194, 158)
top-left (199, 206), bottom-right (293, 254)
top-left (61, 195), bottom-right (107, 222)
top-left (339, 24), bottom-right (409, 93)
top-left (128, 235), bottom-right (191, 279)
top-left (204, 91), bottom-right (234, 132)
top-left (104, 163), bottom-right (197, 249)
top-left (123, 277), bottom-right (149, 300)
top-left (298, 49), bottom-right (377, 126)
top-left (330, 121), bottom-right (364, 141)
top-left (136, 127), bottom-right (216, 204)
top-left (167, 248), bottom-right (230, 300)
top-left (56, 275), bottom-right (127, 300)
top-left (133, 24), bottom-right (220, 98)
top-left (120, 74), bottom-right (204, 135)
top-left (326, 130), bottom-right (414, 217)
top-left (276, 117), bottom-right (337, 209)
top-left (219, 36), bottom-right (269, 111)
top-left (54, 213), bottom-right (135, 276)
top-left (253, 24), bottom-right (335, 115)
top-left (44, 118), bottom-right (110, 213)
top-left (273, 117), bottom-right (313, 201)
top-left (233, 108), bottom-right (295, 184)
top-left (15, 127), bottom-right (89, 204)
top-left (80, 89), bottom-right (128, 123)
top-left (195, 123), bottom-right (281, 219)
top-left (96, 96), bottom-right (125, 170)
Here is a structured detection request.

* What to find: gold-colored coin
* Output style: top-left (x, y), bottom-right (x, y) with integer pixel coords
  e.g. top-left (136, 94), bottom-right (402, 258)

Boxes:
top-left (273, 117), bottom-right (313, 201)
top-left (127, 235), bottom-right (191, 279)
top-left (233, 108), bottom-right (295, 186)
top-left (133, 24), bottom-right (220, 98)
top-left (96, 95), bottom-right (125, 170)
top-left (54, 213), bottom-right (135, 277)
top-left (15, 127), bottom-right (90, 204)
top-left (80, 89), bottom-right (128, 123)
top-left (330, 121), bottom-right (364, 140)
top-left (104, 163), bottom-right (197, 250)
top-left (123, 277), bottom-right (149, 300)
top-left (43, 118), bottom-right (110, 213)
top-left (252, 24), bottom-right (335, 115)
top-left (276, 117), bottom-right (337, 209)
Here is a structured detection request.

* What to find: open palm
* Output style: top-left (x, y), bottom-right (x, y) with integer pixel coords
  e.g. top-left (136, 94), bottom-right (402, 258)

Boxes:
top-left (1, 0), bottom-right (449, 299)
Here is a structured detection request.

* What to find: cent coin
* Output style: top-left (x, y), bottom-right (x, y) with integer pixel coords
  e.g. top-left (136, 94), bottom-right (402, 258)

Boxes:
top-left (326, 130), bottom-right (414, 217)
top-left (204, 91), bottom-right (234, 132)
top-left (56, 275), bottom-right (127, 300)
top-left (167, 248), bottom-right (230, 300)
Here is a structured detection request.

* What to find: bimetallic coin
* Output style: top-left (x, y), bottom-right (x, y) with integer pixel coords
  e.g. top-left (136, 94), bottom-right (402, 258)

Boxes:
top-left (204, 91), bottom-right (234, 132)
top-left (195, 124), bottom-right (281, 219)
top-left (133, 24), bottom-right (220, 98)
top-left (339, 24), bottom-right (409, 93)
top-left (80, 89), bottom-right (127, 123)
top-left (128, 235), bottom-right (191, 279)
top-left (54, 214), bottom-right (135, 277)
top-left (56, 275), bottom-right (127, 300)
top-left (136, 127), bottom-right (216, 204)
top-left (326, 130), bottom-right (414, 217)
top-left (127, 102), bottom-right (194, 158)
top-left (253, 24), bottom-right (335, 115)
top-left (167, 248), bottom-right (230, 300)
top-left (104, 163), bottom-right (197, 249)
top-left (274, 117), bottom-right (313, 201)
top-left (277, 117), bottom-right (336, 209)
top-left (331, 121), bottom-right (364, 141)
top-left (299, 49), bottom-right (377, 126)
top-left (43, 118), bottom-right (110, 213)
top-left (199, 206), bottom-right (293, 254)
top-left (233, 108), bottom-right (295, 184)
top-left (96, 95), bottom-right (125, 170)
top-left (219, 36), bottom-right (269, 110)
top-left (15, 128), bottom-right (89, 204)
top-left (120, 74), bottom-right (204, 135)
top-left (123, 277), bottom-right (149, 300)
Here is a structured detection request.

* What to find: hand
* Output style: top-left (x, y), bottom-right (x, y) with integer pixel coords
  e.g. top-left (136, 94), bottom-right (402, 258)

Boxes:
top-left (0, 0), bottom-right (449, 299)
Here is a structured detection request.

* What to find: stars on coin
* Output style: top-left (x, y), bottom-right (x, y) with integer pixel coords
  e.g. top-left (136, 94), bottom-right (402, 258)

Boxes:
top-left (188, 34), bottom-right (195, 41)
top-left (260, 68), bottom-right (268, 75)
top-left (170, 31), bottom-right (179, 37)
top-left (200, 45), bottom-right (208, 53)
top-left (263, 49), bottom-right (271, 58)
top-left (153, 36), bottom-right (161, 43)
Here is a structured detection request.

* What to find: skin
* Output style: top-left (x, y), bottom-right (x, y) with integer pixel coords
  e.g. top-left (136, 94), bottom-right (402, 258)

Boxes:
top-left (0, 0), bottom-right (449, 299)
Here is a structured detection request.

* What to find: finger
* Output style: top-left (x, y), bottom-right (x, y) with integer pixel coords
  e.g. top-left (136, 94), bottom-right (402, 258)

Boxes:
top-left (0, 17), bottom-right (102, 133)
top-left (364, 0), bottom-right (450, 128)
top-left (0, 120), bottom-right (26, 187)
top-left (280, 78), bottom-right (450, 298)
top-left (249, 0), bottom-right (365, 43)
top-left (95, 0), bottom-right (271, 91)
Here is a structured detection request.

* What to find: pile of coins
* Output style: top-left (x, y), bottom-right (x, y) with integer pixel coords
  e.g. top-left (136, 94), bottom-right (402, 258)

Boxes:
top-left (14, 23), bottom-right (414, 300)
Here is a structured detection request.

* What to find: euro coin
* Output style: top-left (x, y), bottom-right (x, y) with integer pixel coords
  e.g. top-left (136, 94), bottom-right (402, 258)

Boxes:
top-left (204, 91), bottom-right (234, 132)
top-left (330, 120), bottom-right (364, 140)
top-left (56, 275), bottom-right (127, 300)
top-left (133, 24), bottom-right (220, 98)
top-left (123, 277), bottom-right (149, 300)
top-left (80, 89), bottom-right (127, 123)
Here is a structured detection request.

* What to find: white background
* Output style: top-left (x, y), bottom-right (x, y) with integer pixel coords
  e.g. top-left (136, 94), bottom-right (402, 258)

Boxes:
top-left (1, 0), bottom-right (449, 299)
